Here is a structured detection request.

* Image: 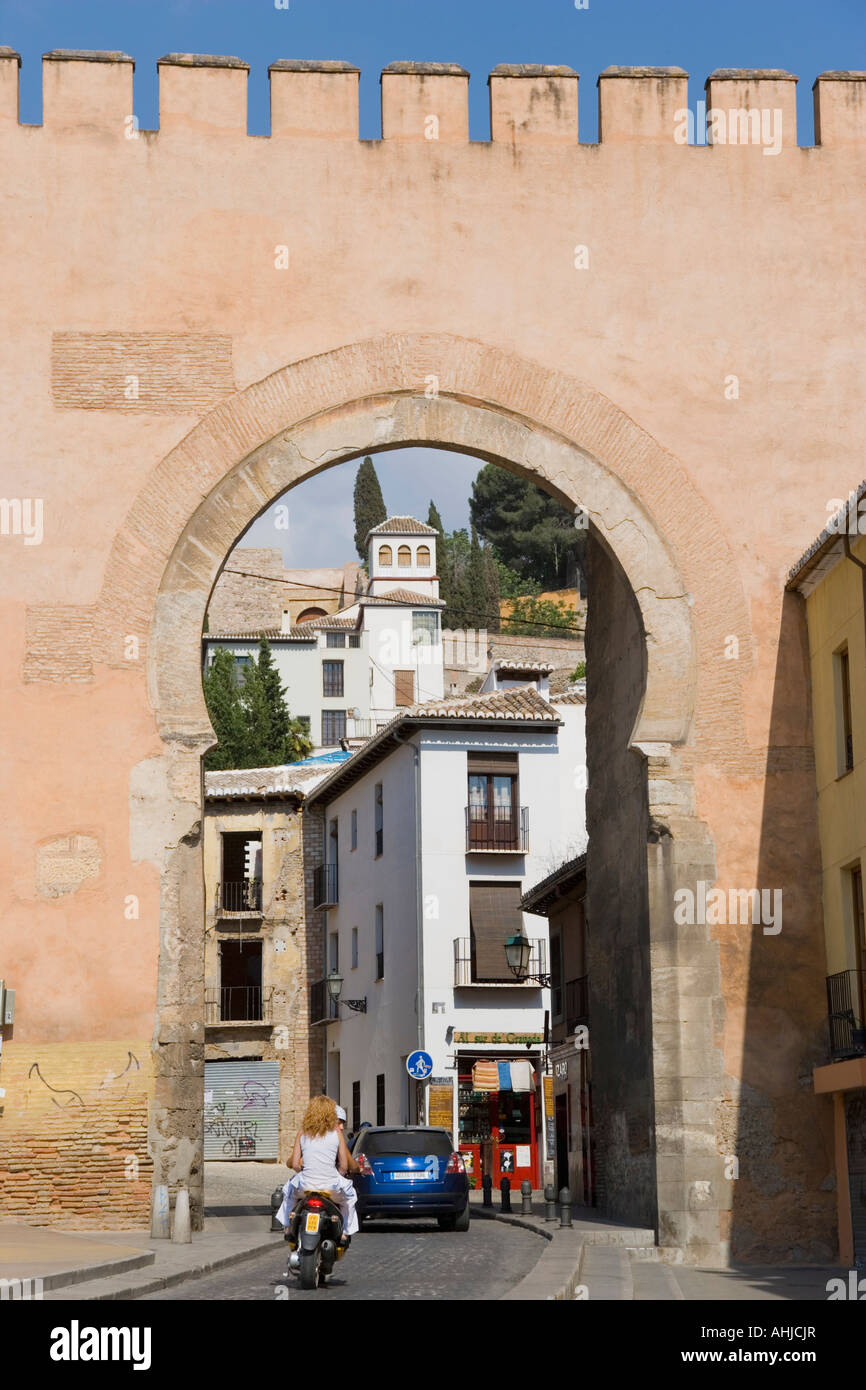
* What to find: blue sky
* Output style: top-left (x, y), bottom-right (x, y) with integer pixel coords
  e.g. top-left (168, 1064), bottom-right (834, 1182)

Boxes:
top-left (8, 0), bottom-right (863, 563)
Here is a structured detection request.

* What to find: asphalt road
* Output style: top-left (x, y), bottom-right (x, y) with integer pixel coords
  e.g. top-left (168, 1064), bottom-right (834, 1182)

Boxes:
top-left (142, 1215), bottom-right (543, 1301)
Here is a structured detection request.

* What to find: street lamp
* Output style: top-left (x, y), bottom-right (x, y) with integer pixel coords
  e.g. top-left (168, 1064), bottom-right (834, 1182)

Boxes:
top-left (504, 934), bottom-right (551, 987)
top-left (326, 970), bottom-right (367, 1014)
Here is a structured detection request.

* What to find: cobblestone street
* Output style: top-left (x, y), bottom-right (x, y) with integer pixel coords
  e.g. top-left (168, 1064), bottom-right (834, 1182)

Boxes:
top-left (142, 1217), bottom-right (544, 1301)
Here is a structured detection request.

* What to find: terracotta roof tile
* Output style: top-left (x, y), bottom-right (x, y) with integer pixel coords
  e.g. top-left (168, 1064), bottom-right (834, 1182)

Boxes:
top-left (408, 687), bottom-right (558, 721)
top-left (361, 588), bottom-right (444, 606)
top-left (366, 516), bottom-right (439, 537)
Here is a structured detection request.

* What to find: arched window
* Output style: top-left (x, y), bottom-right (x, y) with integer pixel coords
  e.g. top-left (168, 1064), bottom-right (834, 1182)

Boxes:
top-left (379, 545), bottom-right (393, 567)
top-left (417, 545), bottom-right (431, 568)
top-left (296, 606), bottom-right (327, 625)
top-left (397, 545), bottom-right (412, 568)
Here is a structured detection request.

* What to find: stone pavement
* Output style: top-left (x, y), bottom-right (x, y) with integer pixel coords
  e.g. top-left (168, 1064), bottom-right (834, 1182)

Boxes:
top-left (1, 1161), bottom-right (290, 1302)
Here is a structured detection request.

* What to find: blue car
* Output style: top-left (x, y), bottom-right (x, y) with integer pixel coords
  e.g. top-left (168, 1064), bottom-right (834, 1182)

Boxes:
top-left (352, 1126), bottom-right (470, 1230)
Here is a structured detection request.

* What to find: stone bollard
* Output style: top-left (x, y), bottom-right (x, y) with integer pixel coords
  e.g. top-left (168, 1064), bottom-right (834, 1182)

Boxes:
top-left (544, 1183), bottom-right (558, 1222)
top-left (499, 1177), bottom-right (511, 1213)
top-left (270, 1185), bottom-right (285, 1232)
top-left (481, 1174), bottom-right (493, 1208)
top-left (171, 1185), bottom-right (192, 1244)
top-left (559, 1186), bottom-right (573, 1228)
top-left (150, 1183), bottom-right (170, 1240)
top-left (520, 1179), bottom-right (533, 1215)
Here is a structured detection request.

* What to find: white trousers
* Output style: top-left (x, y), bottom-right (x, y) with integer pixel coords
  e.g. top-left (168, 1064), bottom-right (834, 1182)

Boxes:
top-left (278, 1172), bottom-right (359, 1235)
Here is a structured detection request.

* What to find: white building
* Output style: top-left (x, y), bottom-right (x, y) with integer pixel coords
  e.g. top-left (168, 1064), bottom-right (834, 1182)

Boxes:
top-left (305, 683), bottom-right (586, 1192)
top-left (203, 517), bottom-right (445, 751)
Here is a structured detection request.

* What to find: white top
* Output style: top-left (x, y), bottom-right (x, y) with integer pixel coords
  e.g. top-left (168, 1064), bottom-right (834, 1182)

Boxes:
top-left (299, 1129), bottom-right (341, 1189)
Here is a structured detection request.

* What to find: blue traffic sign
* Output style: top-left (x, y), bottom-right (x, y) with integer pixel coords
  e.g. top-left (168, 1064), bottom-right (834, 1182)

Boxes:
top-left (406, 1050), bottom-right (434, 1081)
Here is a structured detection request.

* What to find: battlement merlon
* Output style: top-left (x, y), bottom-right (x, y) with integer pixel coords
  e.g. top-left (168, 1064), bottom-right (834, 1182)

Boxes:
top-left (0, 51), bottom-right (865, 147)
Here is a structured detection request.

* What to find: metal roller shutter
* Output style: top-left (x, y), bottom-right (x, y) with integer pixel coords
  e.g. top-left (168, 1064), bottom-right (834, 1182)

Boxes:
top-left (204, 1060), bottom-right (280, 1161)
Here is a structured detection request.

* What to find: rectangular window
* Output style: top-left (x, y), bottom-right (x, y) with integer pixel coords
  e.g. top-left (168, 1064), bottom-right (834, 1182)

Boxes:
top-left (220, 832), bottom-right (262, 912)
top-left (467, 752), bottom-right (519, 850)
top-left (326, 632), bottom-right (346, 648)
top-left (297, 715), bottom-right (311, 734)
top-left (329, 931), bottom-right (339, 975)
top-left (550, 928), bottom-right (563, 1022)
top-left (376, 1073), bottom-right (386, 1126)
top-left (233, 655), bottom-right (251, 687)
top-left (321, 710), bottom-right (347, 746)
top-left (412, 611), bottom-right (439, 645)
top-left (350, 808), bottom-right (358, 851)
top-left (351, 926), bottom-right (359, 969)
top-left (375, 905), bottom-right (384, 980)
top-left (394, 669), bottom-right (415, 707)
top-left (352, 1080), bottom-right (361, 1133)
top-left (218, 939), bottom-right (263, 1021)
top-left (329, 817), bottom-right (339, 870)
top-left (323, 660), bottom-right (344, 698)
top-left (374, 783), bottom-right (383, 857)
top-left (349, 633), bottom-right (361, 649)
top-left (469, 880), bottom-right (525, 982)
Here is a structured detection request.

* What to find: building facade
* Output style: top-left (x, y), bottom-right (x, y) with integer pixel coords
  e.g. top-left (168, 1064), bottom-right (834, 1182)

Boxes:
top-left (305, 686), bottom-right (587, 1192)
top-left (788, 498), bottom-right (866, 1266)
top-left (201, 756), bottom-right (345, 1161)
top-left (203, 518), bottom-right (446, 751)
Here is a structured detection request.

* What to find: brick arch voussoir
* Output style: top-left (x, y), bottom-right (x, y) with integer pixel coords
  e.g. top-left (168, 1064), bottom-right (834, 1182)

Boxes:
top-left (96, 333), bottom-right (750, 766)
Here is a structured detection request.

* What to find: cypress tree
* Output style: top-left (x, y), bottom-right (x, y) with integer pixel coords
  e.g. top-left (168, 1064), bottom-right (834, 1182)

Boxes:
top-left (482, 543), bottom-right (501, 633)
top-left (426, 499), bottom-right (451, 613)
top-left (353, 456), bottom-right (387, 559)
top-left (203, 649), bottom-right (250, 771)
top-left (466, 525), bottom-right (486, 629)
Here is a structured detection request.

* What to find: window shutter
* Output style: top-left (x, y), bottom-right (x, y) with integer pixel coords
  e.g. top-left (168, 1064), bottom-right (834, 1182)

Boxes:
top-left (394, 670), bottom-right (415, 706)
top-left (469, 882), bottom-right (525, 980)
top-left (467, 752), bottom-right (518, 776)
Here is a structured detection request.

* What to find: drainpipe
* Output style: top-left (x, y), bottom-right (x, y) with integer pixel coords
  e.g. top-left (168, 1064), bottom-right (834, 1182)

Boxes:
top-left (842, 534), bottom-right (866, 665)
top-left (393, 728), bottom-right (425, 1069)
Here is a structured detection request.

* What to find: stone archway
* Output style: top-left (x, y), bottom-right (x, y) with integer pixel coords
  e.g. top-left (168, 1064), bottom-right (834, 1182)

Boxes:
top-left (104, 334), bottom-right (749, 1264)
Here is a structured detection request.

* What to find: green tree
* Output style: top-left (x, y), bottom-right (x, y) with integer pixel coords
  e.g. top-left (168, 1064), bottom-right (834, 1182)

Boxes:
top-left (426, 500), bottom-right (451, 612)
top-left (469, 463), bottom-right (585, 591)
top-left (502, 595), bottom-right (579, 640)
top-left (203, 649), bottom-right (252, 771)
top-left (203, 638), bottom-right (312, 771)
top-left (353, 456), bottom-right (387, 559)
top-left (482, 543), bottom-right (501, 633)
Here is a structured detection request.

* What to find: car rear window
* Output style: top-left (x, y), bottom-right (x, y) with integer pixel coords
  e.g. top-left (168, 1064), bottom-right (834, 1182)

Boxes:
top-left (360, 1129), bottom-right (453, 1158)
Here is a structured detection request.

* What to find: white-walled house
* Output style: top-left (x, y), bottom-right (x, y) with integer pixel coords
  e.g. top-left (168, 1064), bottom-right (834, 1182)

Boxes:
top-left (305, 685), bottom-right (587, 1192)
top-left (203, 517), bottom-right (445, 751)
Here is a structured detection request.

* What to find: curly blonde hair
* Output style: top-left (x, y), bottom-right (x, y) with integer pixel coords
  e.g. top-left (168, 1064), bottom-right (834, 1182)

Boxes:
top-left (301, 1094), bottom-right (338, 1138)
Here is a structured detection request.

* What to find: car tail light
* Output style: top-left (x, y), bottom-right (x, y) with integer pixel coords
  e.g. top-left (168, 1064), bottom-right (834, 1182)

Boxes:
top-left (446, 1152), bottom-right (465, 1174)
top-left (356, 1154), bottom-right (374, 1175)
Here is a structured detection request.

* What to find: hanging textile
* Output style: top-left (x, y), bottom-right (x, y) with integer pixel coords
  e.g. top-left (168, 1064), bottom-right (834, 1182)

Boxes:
top-left (497, 1061), bottom-right (512, 1091)
top-left (472, 1060), bottom-right (500, 1092)
top-left (509, 1060), bottom-right (536, 1093)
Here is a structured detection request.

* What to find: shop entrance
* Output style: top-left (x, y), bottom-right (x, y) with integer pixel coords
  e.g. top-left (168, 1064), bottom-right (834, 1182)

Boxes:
top-left (457, 1055), bottom-right (540, 1188)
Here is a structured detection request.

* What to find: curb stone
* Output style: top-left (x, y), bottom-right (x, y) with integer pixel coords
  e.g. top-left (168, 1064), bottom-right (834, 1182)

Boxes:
top-left (44, 1233), bottom-right (283, 1302)
top-left (471, 1206), bottom-right (583, 1301)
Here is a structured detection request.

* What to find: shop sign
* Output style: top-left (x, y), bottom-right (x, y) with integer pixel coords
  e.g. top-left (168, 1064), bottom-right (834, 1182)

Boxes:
top-left (453, 1032), bottom-right (544, 1045)
top-left (428, 1079), bottom-right (454, 1131)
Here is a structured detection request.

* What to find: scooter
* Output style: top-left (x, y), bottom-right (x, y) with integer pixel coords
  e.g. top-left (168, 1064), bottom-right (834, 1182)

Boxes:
top-left (285, 1189), bottom-right (349, 1289)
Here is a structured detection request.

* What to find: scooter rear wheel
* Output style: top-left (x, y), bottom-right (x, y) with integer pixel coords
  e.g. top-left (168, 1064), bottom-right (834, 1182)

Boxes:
top-left (299, 1248), bottom-right (321, 1290)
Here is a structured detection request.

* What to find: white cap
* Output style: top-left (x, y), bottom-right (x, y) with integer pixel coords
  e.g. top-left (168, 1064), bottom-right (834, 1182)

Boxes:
top-left (336, 1104), bottom-right (347, 1122)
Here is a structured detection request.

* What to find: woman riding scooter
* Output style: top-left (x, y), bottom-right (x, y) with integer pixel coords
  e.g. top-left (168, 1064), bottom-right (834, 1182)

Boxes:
top-left (277, 1095), bottom-right (360, 1245)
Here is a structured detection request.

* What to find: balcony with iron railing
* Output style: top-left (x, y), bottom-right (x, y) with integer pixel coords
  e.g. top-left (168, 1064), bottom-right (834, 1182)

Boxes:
top-left (205, 985), bottom-right (273, 1025)
top-left (310, 978), bottom-right (339, 1025)
top-left (465, 805), bottom-right (529, 853)
top-left (453, 936), bottom-right (547, 986)
top-left (215, 880), bottom-right (263, 916)
top-left (313, 863), bottom-right (339, 908)
top-left (826, 969), bottom-right (866, 1061)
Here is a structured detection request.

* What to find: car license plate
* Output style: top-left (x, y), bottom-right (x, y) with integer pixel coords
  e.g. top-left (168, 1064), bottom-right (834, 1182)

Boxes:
top-left (390, 1170), bottom-right (432, 1180)
top-left (305, 1212), bottom-right (320, 1232)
